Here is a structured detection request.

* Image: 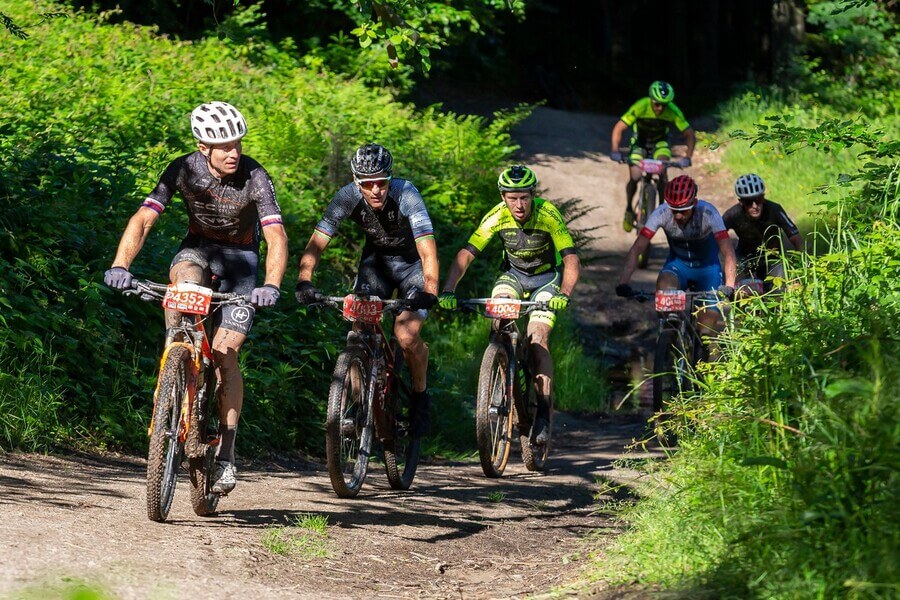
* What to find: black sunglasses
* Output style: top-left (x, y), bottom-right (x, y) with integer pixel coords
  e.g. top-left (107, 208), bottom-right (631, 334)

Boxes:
top-left (740, 197), bottom-right (764, 206)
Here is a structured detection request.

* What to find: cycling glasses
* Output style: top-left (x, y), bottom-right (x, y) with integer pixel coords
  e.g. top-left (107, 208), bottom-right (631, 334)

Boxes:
top-left (740, 196), bottom-right (764, 207)
top-left (355, 175), bottom-right (392, 190)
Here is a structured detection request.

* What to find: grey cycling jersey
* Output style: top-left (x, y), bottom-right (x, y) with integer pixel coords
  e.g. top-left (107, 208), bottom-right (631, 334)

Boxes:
top-left (641, 199), bottom-right (730, 268)
top-left (314, 179), bottom-right (435, 260)
top-left (142, 151), bottom-right (283, 249)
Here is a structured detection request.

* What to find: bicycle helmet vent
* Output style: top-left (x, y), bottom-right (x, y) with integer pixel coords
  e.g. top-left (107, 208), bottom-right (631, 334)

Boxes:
top-left (649, 81), bottom-right (675, 104)
top-left (664, 175), bottom-right (698, 210)
top-left (497, 165), bottom-right (538, 192)
top-left (350, 144), bottom-right (393, 177)
top-left (734, 173), bottom-right (766, 198)
top-left (191, 101), bottom-right (247, 144)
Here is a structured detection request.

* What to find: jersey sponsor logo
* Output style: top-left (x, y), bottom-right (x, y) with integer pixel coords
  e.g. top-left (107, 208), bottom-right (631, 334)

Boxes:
top-left (378, 236), bottom-right (406, 247)
top-left (195, 213), bottom-right (240, 229)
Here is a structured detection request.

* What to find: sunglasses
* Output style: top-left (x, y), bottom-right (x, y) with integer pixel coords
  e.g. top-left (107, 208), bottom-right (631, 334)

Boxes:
top-left (355, 176), bottom-right (392, 190)
top-left (740, 197), bottom-right (764, 206)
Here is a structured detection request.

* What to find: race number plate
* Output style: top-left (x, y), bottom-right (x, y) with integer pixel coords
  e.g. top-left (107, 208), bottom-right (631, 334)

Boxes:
top-left (342, 295), bottom-right (383, 324)
top-left (640, 159), bottom-right (665, 175)
top-left (655, 290), bottom-right (687, 312)
top-left (484, 299), bottom-right (522, 320)
top-left (163, 283), bottom-right (213, 315)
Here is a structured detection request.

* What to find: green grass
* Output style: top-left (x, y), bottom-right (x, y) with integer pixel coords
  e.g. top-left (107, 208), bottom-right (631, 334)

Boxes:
top-left (261, 513), bottom-right (331, 559)
top-left (487, 490), bottom-right (506, 503)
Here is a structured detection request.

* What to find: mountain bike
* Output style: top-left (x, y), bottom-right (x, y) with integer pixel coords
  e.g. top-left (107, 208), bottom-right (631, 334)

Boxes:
top-left (313, 294), bottom-right (419, 498)
top-left (121, 278), bottom-right (253, 522)
top-left (460, 298), bottom-right (552, 476)
top-left (614, 154), bottom-right (685, 268)
top-left (624, 289), bottom-right (710, 412)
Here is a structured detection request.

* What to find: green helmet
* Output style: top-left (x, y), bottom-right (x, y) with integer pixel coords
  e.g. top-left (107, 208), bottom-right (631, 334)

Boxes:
top-left (497, 165), bottom-right (538, 192)
top-left (649, 80), bottom-right (675, 104)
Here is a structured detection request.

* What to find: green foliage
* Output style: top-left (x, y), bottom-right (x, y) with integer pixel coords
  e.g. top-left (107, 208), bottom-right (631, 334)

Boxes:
top-left (261, 513), bottom-right (331, 558)
top-left (593, 97), bottom-right (900, 598)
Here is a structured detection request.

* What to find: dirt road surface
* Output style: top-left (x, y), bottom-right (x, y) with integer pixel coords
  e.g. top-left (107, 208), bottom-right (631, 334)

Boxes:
top-left (0, 107), bottom-right (735, 599)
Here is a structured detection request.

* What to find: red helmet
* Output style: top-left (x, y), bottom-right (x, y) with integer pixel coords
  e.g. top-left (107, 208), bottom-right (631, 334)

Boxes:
top-left (664, 175), bottom-right (698, 210)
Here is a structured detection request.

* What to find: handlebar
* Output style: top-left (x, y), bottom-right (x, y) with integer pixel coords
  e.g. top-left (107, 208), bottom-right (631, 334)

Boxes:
top-left (620, 288), bottom-right (720, 303)
top-left (122, 278), bottom-right (252, 306)
top-left (313, 294), bottom-right (415, 316)
top-left (458, 297), bottom-right (550, 317)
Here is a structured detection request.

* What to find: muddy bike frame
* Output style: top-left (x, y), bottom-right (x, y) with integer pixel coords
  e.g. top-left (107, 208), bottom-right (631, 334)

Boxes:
top-left (123, 279), bottom-right (252, 522)
top-left (460, 298), bottom-right (552, 476)
top-left (315, 294), bottom-right (420, 498)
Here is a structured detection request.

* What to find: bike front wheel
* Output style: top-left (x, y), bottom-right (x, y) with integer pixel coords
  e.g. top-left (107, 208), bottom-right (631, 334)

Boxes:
top-left (384, 340), bottom-right (420, 490)
top-left (147, 345), bottom-right (190, 522)
top-left (475, 342), bottom-right (514, 478)
top-left (326, 347), bottom-right (374, 498)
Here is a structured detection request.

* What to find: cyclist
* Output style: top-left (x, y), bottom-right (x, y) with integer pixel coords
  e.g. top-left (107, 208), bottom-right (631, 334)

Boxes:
top-left (438, 165), bottom-right (581, 445)
top-left (104, 101), bottom-right (289, 495)
top-left (616, 175), bottom-right (736, 344)
top-left (609, 81), bottom-right (695, 232)
top-left (294, 144), bottom-right (439, 438)
top-left (723, 173), bottom-right (802, 294)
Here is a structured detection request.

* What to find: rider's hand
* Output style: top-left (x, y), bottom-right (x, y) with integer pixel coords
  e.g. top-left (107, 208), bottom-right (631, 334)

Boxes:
top-left (438, 292), bottom-right (457, 310)
top-left (251, 284), bottom-right (280, 307)
top-left (615, 283), bottom-right (633, 298)
top-left (104, 267), bottom-right (133, 290)
top-left (548, 293), bottom-right (569, 311)
top-left (295, 281), bottom-right (323, 305)
top-left (408, 291), bottom-right (438, 310)
top-left (677, 157), bottom-right (692, 168)
top-left (717, 285), bottom-right (735, 301)
top-left (610, 151), bottom-right (624, 163)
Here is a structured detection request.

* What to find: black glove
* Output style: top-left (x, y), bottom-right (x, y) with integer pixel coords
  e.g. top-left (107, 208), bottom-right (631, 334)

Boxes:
top-left (615, 283), bottom-right (634, 298)
top-left (295, 281), bottom-right (324, 305)
top-left (717, 285), bottom-right (735, 300)
top-left (677, 157), bottom-right (692, 168)
top-left (104, 267), bottom-right (133, 290)
top-left (251, 284), bottom-right (280, 307)
top-left (408, 291), bottom-right (438, 310)
top-left (610, 151), bottom-right (624, 163)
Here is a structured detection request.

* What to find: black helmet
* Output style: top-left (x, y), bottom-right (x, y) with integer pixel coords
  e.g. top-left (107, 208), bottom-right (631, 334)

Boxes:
top-left (350, 144), bottom-right (393, 177)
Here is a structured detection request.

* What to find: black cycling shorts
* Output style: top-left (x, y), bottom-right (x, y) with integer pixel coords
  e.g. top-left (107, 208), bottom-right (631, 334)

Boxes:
top-left (353, 252), bottom-right (426, 317)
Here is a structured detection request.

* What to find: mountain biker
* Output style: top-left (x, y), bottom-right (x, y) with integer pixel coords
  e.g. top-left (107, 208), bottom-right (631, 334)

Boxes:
top-left (104, 101), bottom-right (289, 495)
top-left (616, 174), bottom-right (736, 345)
top-left (294, 144), bottom-right (439, 439)
top-left (438, 165), bottom-right (581, 445)
top-left (609, 81), bottom-right (696, 232)
top-left (723, 174), bottom-right (802, 294)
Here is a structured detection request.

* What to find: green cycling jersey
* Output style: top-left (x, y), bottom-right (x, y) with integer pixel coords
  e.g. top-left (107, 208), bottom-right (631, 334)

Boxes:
top-left (465, 197), bottom-right (577, 275)
top-left (620, 97), bottom-right (691, 143)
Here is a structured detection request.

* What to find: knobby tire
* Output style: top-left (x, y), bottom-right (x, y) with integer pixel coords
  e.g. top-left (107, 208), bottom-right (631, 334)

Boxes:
top-left (146, 345), bottom-right (190, 522)
top-left (475, 342), bottom-right (514, 478)
top-left (189, 368), bottom-right (220, 516)
top-left (384, 340), bottom-right (420, 490)
top-left (326, 347), bottom-right (374, 498)
top-left (636, 182), bottom-right (656, 269)
top-left (520, 396), bottom-right (552, 472)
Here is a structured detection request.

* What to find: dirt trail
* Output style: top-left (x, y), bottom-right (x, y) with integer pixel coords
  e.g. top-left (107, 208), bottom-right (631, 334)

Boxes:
top-left (0, 107), bottom-right (735, 599)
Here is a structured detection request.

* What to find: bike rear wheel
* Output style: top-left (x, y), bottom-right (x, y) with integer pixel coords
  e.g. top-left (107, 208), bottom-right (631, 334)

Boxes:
top-left (520, 394), bottom-right (552, 472)
top-left (384, 340), bottom-right (420, 490)
top-left (326, 346), bottom-right (374, 498)
top-left (188, 368), bottom-right (221, 516)
top-left (636, 182), bottom-right (656, 269)
top-left (475, 342), bottom-right (514, 478)
top-left (147, 345), bottom-right (190, 522)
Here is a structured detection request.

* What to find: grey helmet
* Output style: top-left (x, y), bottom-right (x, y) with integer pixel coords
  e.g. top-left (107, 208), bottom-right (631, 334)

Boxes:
top-left (350, 144), bottom-right (393, 177)
top-left (190, 101), bottom-right (247, 144)
top-left (735, 173), bottom-right (766, 199)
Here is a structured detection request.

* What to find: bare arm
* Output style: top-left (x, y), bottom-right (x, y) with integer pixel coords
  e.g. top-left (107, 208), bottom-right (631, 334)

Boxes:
top-left (441, 248), bottom-right (477, 293)
top-left (560, 253), bottom-right (581, 296)
top-left (683, 127), bottom-right (696, 158)
top-left (111, 207), bottom-right (160, 269)
top-left (610, 120), bottom-right (629, 155)
top-left (717, 235), bottom-right (737, 287)
top-left (260, 224), bottom-right (289, 288)
top-left (297, 233), bottom-right (330, 283)
top-left (619, 235), bottom-right (651, 285)
top-left (415, 237), bottom-right (439, 295)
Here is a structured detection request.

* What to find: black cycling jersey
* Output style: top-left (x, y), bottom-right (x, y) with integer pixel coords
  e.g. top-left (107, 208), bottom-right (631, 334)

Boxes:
top-left (314, 179), bottom-right (434, 261)
top-left (722, 200), bottom-right (799, 259)
top-left (142, 151), bottom-right (283, 249)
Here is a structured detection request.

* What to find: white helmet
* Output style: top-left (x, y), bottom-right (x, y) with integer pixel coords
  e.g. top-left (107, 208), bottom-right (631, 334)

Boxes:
top-left (734, 173), bottom-right (766, 199)
top-left (190, 101), bottom-right (247, 144)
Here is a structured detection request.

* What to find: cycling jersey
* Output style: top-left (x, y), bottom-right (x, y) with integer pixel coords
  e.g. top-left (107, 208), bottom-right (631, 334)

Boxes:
top-left (641, 200), bottom-right (729, 268)
top-left (142, 151), bottom-right (283, 248)
top-left (722, 200), bottom-right (799, 260)
top-left (315, 179), bottom-right (434, 262)
top-left (620, 98), bottom-right (691, 143)
top-left (465, 198), bottom-right (576, 276)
